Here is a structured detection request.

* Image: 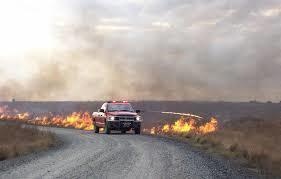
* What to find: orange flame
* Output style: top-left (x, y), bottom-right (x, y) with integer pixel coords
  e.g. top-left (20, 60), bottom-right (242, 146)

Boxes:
top-left (150, 127), bottom-right (156, 135)
top-left (162, 124), bottom-right (170, 133)
top-left (145, 116), bottom-right (218, 135)
top-left (0, 106), bottom-right (94, 131)
top-left (199, 117), bottom-right (218, 134)
top-left (171, 117), bottom-right (196, 133)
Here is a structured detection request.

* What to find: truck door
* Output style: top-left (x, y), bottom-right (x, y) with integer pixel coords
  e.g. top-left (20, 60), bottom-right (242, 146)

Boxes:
top-left (96, 103), bottom-right (107, 127)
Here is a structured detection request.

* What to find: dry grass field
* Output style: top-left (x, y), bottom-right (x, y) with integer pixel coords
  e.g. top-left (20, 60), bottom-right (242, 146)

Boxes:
top-left (1, 101), bottom-right (280, 175)
top-left (187, 118), bottom-right (281, 176)
top-left (0, 123), bottom-right (56, 160)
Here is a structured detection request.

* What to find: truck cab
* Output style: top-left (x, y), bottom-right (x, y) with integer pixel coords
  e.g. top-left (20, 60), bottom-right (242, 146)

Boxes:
top-left (92, 101), bottom-right (142, 134)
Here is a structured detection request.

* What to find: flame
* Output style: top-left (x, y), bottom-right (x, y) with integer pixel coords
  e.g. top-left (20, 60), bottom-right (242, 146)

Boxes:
top-left (0, 106), bottom-right (94, 131)
top-left (199, 117), bottom-right (218, 134)
top-left (162, 124), bottom-right (170, 133)
top-left (171, 117), bottom-right (196, 133)
top-left (145, 116), bottom-right (218, 135)
top-left (150, 127), bottom-right (156, 135)
top-left (17, 112), bottom-right (30, 120)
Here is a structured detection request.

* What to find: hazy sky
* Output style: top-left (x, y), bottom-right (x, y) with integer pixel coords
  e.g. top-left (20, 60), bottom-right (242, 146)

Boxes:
top-left (0, 0), bottom-right (280, 101)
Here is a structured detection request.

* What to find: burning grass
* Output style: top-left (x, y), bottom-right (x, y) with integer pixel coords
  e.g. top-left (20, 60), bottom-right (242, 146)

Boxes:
top-left (0, 123), bottom-right (56, 160)
top-left (143, 116), bottom-right (218, 135)
top-left (0, 105), bottom-right (94, 131)
top-left (144, 117), bottom-right (281, 176)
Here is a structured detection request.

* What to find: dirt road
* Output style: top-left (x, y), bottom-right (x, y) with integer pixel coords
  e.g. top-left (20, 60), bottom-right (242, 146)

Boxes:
top-left (0, 128), bottom-right (261, 179)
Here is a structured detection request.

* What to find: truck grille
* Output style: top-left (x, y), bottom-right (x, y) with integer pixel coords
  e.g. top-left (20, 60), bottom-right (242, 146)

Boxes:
top-left (115, 116), bottom-right (136, 121)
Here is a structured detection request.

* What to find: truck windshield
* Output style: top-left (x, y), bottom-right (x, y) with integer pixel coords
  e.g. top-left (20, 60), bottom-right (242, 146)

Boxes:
top-left (107, 103), bottom-right (134, 112)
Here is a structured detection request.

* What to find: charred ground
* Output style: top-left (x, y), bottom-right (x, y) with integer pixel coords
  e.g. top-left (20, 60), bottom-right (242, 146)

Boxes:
top-left (1, 101), bottom-right (280, 128)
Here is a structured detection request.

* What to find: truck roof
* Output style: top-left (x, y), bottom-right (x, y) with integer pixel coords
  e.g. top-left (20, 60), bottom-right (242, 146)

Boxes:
top-left (107, 101), bottom-right (129, 103)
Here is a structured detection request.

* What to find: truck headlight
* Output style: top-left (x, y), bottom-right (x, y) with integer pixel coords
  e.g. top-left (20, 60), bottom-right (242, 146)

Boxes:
top-left (108, 116), bottom-right (115, 121)
top-left (136, 116), bottom-right (142, 121)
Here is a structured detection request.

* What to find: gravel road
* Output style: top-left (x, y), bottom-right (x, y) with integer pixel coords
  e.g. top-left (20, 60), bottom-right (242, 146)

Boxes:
top-left (0, 127), bottom-right (262, 179)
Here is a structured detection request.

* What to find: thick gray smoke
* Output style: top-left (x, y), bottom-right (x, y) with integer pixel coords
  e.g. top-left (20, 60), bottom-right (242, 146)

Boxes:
top-left (0, 0), bottom-right (281, 101)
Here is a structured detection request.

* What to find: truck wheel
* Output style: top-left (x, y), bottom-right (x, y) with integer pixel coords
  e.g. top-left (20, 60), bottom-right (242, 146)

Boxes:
top-left (135, 128), bottom-right (141, 135)
top-left (105, 123), bottom-right (111, 134)
top-left (94, 124), bottom-right (100, 133)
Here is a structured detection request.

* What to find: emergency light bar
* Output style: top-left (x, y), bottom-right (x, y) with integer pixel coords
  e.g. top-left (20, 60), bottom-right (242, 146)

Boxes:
top-left (107, 101), bottom-right (129, 103)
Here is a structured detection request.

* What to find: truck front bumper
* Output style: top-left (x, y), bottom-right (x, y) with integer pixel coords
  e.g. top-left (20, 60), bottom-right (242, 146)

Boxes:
top-left (107, 120), bottom-right (141, 131)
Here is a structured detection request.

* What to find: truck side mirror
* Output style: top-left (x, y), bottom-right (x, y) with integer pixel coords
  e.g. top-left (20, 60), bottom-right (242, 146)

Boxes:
top-left (136, 110), bottom-right (141, 113)
top-left (99, 109), bottom-right (105, 113)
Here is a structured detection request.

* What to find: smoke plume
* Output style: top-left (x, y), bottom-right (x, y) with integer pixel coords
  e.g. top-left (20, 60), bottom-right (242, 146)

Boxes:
top-left (0, 0), bottom-right (280, 101)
